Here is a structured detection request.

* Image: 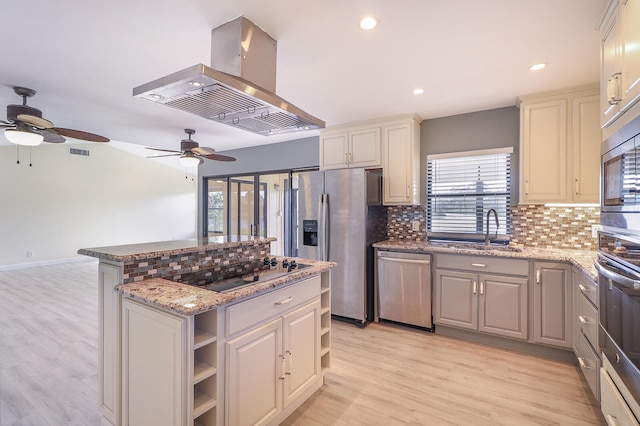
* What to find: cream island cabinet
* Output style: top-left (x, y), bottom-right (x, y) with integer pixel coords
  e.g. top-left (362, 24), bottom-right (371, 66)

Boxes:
top-left (78, 238), bottom-right (334, 426)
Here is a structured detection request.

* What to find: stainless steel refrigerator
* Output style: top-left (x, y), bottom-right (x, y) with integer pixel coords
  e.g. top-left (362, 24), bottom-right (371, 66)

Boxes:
top-left (296, 168), bottom-right (387, 325)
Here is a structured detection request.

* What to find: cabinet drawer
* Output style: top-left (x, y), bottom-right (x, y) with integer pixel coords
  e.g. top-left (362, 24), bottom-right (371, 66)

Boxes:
top-left (436, 254), bottom-right (529, 276)
top-left (578, 274), bottom-right (598, 307)
top-left (601, 367), bottom-right (640, 426)
top-left (576, 331), bottom-right (600, 400)
top-left (226, 275), bottom-right (321, 336)
top-left (577, 293), bottom-right (599, 349)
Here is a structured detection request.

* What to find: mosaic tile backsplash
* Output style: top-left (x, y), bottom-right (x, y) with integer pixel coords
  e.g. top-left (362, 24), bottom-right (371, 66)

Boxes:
top-left (386, 204), bottom-right (599, 251)
top-left (122, 242), bottom-right (272, 284)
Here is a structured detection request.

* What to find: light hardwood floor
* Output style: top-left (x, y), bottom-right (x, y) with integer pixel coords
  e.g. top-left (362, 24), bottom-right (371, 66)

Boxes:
top-left (0, 261), bottom-right (605, 425)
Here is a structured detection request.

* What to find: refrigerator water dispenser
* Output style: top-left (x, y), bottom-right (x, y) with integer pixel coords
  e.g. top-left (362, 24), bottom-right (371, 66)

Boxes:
top-left (303, 220), bottom-right (318, 246)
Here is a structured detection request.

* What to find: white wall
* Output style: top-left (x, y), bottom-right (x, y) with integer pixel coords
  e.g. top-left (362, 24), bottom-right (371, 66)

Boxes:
top-left (0, 143), bottom-right (197, 266)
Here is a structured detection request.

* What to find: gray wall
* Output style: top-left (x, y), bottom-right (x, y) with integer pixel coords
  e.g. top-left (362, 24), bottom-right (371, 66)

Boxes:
top-left (420, 106), bottom-right (520, 204)
top-left (196, 107), bottom-right (521, 234)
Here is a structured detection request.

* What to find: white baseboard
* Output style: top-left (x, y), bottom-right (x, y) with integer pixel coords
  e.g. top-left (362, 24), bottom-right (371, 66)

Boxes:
top-left (0, 256), bottom-right (97, 271)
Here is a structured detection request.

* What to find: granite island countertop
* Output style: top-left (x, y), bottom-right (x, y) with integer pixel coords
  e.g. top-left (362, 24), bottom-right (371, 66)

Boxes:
top-left (115, 258), bottom-right (336, 316)
top-left (78, 235), bottom-right (276, 263)
top-left (373, 240), bottom-right (597, 281)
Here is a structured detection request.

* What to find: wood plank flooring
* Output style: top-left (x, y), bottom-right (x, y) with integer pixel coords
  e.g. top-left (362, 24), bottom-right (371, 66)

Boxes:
top-left (0, 261), bottom-right (605, 425)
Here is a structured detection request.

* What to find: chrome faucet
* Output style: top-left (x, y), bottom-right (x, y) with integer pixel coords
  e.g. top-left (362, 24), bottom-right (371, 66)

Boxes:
top-left (485, 209), bottom-right (499, 246)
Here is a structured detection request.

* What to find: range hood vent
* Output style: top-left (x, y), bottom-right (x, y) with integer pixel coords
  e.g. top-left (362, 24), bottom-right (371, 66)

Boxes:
top-left (133, 17), bottom-right (324, 136)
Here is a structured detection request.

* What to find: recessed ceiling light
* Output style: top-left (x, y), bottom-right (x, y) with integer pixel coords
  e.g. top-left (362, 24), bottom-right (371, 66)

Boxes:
top-left (413, 88), bottom-right (425, 95)
top-left (188, 81), bottom-right (203, 87)
top-left (360, 16), bottom-right (378, 30)
top-left (149, 94), bottom-right (164, 100)
top-left (529, 63), bottom-right (547, 71)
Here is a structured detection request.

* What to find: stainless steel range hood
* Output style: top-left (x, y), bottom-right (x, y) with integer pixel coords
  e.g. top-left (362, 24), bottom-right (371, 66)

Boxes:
top-left (133, 16), bottom-right (325, 136)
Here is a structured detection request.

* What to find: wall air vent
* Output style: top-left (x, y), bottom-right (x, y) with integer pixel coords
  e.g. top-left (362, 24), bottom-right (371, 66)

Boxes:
top-left (69, 148), bottom-right (90, 157)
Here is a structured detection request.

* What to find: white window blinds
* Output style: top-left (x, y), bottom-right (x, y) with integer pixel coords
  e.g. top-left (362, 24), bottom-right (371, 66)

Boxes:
top-left (427, 148), bottom-right (512, 240)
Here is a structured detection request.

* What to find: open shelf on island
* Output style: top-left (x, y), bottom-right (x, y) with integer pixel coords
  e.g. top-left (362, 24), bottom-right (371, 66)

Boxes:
top-left (193, 389), bottom-right (217, 419)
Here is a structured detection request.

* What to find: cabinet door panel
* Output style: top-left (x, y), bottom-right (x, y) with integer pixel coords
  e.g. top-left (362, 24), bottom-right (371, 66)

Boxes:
top-left (521, 99), bottom-right (567, 202)
top-left (99, 262), bottom-right (122, 424)
top-left (434, 270), bottom-right (477, 330)
top-left (122, 300), bottom-right (186, 426)
top-left (534, 263), bottom-right (572, 348)
top-left (622, 0), bottom-right (640, 111)
top-left (320, 133), bottom-right (348, 170)
top-left (479, 275), bottom-right (528, 340)
top-left (227, 318), bottom-right (282, 426)
top-left (349, 128), bottom-right (381, 167)
top-left (601, 5), bottom-right (621, 126)
top-left (283, 300), bottom-right (321, 406)
top-left (382, 123), bottom-right (413, 204)
top-left (572, 95), bottom-right (601, 202)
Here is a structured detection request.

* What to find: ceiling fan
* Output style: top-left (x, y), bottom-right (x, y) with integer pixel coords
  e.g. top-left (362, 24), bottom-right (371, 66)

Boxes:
top-left (146, 129), bottom-right (236, 167)
top-left (0, 86), bottom-right (110, 146)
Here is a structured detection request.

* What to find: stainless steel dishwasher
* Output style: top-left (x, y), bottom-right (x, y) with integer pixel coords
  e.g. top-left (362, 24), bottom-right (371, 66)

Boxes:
top-left (375, 250), bottom-right (432, 329)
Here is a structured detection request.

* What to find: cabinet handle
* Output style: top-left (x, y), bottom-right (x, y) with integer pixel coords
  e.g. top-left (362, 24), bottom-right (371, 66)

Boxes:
top-left (578, 284), bottom-right (590, 293)
top-left (406, 185), bottom-right (409, 197)
top-left (525, 180), bottom-right (529, 196)
top-left (606, 414), bottom-right (619, 426)
top-left (345, 152), bottom-right (349, 165)
top-left (536, 269), bottom-right (541, 285)
top-left (575, 178), bottom-right (579, 196)
top-left (473, 281), bottom-right (477, 295)
top-left (471, 263), bottom-right (486, 268)
top-left (480, 281), bottom-right (484, 295)
top-left (577, 357), bottom-right (590, 369)
top-left (279, 354), bottom-right (287, 380)
top-left (578, 315), bottom-right (590, 324)
top-left (349, 152), bottom-right (353, 164)
top-left (286, 350), bottom-right (293, 376)
top-left (275, 296), bottom-right (293, 306)
top-left (607, 73), bottom-right (622, 105)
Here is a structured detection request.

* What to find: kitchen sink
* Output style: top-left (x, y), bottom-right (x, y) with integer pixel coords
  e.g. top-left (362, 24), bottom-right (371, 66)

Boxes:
top-left (429, 241), bottom-right (522, 253)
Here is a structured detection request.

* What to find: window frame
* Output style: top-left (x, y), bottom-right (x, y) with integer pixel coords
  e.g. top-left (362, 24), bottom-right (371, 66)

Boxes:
top-left (426, 147), bottom-right (513, 243)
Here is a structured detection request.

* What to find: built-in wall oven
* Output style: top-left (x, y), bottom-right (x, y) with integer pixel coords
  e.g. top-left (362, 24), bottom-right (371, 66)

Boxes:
top-left (599, 114), bottom-right (640, 421)
top-left (596, 232), bottom-right (640, 406)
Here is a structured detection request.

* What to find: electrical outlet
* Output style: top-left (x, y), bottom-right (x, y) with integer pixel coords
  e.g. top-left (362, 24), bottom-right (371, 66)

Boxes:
top-left (27, 250), bottom-right (34, 258)
top-left (411, 220), bottom-right (420, 231)
top-left (591, 224), bottom-right (603, 238)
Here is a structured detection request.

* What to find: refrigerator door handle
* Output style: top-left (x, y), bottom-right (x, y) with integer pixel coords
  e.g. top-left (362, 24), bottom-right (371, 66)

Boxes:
top-left (317, 193), bottom-right (329, 261)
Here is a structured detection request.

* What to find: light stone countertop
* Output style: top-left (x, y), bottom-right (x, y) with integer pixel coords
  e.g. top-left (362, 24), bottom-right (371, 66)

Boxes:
top-left (78, 235), bottom-right (276, 263)
top-left (373, 240), bottom-right (597, 282)
top-left (115, 259), bottom-right (336, 316)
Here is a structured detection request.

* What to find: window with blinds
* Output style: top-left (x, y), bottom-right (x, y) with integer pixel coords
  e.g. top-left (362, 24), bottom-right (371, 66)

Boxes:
top-left (427, 148), bottom-right (512, 241)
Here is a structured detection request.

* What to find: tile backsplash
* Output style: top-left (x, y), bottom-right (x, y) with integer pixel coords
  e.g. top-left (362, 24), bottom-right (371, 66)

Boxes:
top-left (386, 204), bottom-right (599, 251)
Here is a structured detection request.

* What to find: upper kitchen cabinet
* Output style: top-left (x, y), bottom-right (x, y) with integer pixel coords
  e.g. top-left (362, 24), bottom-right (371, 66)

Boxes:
top-left (319, 115), bottom-right (422, 205)
top-left (518, 85), bottom-right (600, 204)
top-left (319, 127), bottom-right (381, 170)
top-left (381, 117), bottom-right (421, 205)
top-left (600, 0), bottom-right (640, 133)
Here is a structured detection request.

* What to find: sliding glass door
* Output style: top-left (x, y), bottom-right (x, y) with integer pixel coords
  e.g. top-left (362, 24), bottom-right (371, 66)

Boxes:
top-left (204, 171), bottom-right (294, 256)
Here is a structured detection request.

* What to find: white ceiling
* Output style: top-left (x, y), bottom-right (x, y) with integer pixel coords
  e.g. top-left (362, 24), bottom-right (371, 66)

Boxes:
top-left (0, 0), bottom-right (607, 153)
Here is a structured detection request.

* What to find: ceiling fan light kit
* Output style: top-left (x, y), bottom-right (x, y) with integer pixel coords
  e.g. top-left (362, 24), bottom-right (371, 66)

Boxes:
top-left (1, 86), bottom-right (110, 145)
top-left (5, 127), bottom-right (44, 146)
top-left (146, 128), bottom-right (236, 167)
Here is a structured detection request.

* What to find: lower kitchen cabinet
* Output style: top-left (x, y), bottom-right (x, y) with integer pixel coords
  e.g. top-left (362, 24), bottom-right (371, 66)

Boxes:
top-left (121, 298), bottom-right (187, 426)
top-left (434, 255), bottom-right (529, 340)
top-left (533, 262), bottom-right (572, 349)
top-left (225, 281), bottom-right (322, 426)
top-left (572, 268), bottom-right (600, 400)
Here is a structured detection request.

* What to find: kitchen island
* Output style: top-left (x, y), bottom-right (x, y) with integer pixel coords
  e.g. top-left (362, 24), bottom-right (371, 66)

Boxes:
top-left (79, 237), bottom-right (334, 426)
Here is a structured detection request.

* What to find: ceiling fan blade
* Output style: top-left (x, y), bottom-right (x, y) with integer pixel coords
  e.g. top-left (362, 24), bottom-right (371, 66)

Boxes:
top-left (201, 152), bottom-right (236, 162)
top-left (17, 114), bottom-right (54, 129)
top-left (145, 147), bottom-right (181, 153)
top-left (192, 146), bottom-right (216, 156)
top-left (41, 129), bottom-right (66, 143)
top-left (52, 127), bottom-right (109, 142)
top-left (0, 123), bottom-right (15, 129)
top-left (0, 119), bottom-right (13, 125)
top-left (147, 153), bottom-right (181, 158)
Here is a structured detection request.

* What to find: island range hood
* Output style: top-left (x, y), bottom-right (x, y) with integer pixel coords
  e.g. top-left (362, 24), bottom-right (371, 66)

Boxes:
top-left (133, 16), bottom-right (325, 136)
